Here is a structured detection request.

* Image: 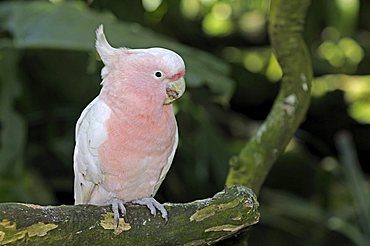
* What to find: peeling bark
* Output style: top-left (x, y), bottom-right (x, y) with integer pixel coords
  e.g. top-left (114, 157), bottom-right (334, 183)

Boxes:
top-left (0, 186), bottom-right (259, 245)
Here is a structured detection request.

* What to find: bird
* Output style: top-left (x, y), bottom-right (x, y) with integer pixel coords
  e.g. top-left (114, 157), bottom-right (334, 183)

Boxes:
top-left (73, 24), bottom-right (186, 224)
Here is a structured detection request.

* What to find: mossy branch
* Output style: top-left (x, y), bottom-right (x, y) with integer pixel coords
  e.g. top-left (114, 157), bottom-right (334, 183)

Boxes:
top-left (0, 186), bottom-right (259, 245)
top-left (226, 0), bottom-right (313, 194)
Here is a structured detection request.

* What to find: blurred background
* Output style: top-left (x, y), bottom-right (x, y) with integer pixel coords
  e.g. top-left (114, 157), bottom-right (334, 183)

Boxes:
top-left (0, 0), bottom-right (369, 245)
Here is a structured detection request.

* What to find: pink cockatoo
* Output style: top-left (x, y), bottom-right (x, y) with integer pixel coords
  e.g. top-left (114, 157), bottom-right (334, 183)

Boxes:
top-left (73, 25), bottom-right (185, 224)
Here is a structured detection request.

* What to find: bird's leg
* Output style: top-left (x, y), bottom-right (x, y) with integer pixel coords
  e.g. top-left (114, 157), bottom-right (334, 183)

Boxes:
top-left (111, 198), bottom-right (126, 226)
top-left (132, 197), bottom-right (168, 221)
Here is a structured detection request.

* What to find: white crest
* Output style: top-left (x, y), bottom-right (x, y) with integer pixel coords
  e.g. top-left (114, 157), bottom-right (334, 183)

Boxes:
top-left (95, 24), bottom-right (117, 65)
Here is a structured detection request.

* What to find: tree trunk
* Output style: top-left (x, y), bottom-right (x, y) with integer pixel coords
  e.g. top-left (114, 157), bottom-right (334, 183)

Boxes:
top-left (226, 0), bottom-right (313, 194)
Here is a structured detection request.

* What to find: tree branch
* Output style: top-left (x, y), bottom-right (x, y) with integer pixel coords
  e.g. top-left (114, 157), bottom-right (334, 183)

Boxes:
top-left (226, 0), bottom-right (313, 194)
top-left (0, 185), bottom-right (259, 245)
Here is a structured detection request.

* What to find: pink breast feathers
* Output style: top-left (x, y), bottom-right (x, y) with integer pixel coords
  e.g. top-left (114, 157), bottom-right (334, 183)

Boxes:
top-left (98, 107), bottom-right (177, 201)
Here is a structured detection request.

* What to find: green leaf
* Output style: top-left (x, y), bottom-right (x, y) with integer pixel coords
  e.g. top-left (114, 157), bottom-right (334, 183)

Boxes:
top-left (0, 1), bottom-right (234, 102)
top-left (0, 49), bottom-right (25, 176)
top-left (335, 132), bottom-right (370, 243)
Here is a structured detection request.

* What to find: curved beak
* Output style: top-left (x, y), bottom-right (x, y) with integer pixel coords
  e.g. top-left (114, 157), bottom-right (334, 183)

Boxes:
top-left (164, 77), bottom-right (186, 105)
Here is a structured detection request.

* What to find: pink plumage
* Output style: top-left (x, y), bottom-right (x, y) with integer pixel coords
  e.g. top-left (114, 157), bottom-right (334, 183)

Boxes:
top-left (73, 25), bottom-right (186, 223)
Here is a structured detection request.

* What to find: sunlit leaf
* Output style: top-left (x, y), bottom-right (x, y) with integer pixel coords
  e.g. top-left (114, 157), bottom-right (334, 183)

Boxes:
top-left (312, 75), bottom-right (370, 124)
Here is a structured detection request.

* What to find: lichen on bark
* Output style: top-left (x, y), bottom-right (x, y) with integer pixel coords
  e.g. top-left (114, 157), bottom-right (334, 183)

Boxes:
top-left (0, 185), bottom-right (259, 245)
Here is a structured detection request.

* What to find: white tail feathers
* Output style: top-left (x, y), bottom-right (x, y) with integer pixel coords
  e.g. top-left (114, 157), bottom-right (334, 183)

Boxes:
top-left (95, 24), bottom-right (117, 65)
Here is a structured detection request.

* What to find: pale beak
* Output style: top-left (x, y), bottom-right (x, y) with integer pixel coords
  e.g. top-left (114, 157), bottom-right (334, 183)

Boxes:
top-left (164, 77), bottom-right (186, 105)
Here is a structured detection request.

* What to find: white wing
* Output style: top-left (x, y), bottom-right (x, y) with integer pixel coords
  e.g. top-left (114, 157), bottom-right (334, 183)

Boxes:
top-left (73, 97), bottom-right (110, 204)
top-left (152, 124), bottom-right (178, 196)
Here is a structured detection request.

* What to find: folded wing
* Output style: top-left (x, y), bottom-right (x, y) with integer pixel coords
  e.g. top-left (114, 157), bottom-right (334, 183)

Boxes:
top-left (73, 97), bottom-right (110, 204)
top-left (152, 125), bottom-right (178, 196)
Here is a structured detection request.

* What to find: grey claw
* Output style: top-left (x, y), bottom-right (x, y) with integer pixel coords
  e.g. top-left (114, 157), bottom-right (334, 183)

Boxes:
top-left (111, 198), bottom-right (126, 226)
top-left (118, 202), bottom-right (127, 216)
top-left (132, 197), bottom-right (168, 221)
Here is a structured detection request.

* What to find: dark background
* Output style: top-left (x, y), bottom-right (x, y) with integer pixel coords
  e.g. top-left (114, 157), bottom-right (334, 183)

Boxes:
top-left (0, 0), bottom-right (369, 245)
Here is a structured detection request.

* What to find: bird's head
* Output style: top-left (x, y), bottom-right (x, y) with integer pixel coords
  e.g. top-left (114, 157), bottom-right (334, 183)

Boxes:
top-left (95, 25), bottom-right (186, 105)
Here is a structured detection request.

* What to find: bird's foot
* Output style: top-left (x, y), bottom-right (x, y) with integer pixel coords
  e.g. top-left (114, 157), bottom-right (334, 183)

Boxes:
top-left (132, 197), bottom-right (168, 221)
top-left (110, 198), bottom-right (126, 226)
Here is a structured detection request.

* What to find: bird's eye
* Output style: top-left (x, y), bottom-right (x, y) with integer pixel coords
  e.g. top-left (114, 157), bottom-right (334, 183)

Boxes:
top-left (155, 71), bottom-right (163, 78)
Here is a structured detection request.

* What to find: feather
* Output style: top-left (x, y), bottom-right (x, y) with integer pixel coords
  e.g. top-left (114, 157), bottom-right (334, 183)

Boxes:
top-left (95, 25), bottom-right (117, 66)
top-left (152, 125), bottom-right (178, 196)
top-left (73, 97), bottom-right (110, 204)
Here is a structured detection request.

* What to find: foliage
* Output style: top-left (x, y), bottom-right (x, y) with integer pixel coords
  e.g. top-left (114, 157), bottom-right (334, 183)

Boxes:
top-left (0, 0), bottom-right (369, 245)
top-left (0, 0), bottom-right (235, 203)
top-left (253, 134), bottom-right (370, 246)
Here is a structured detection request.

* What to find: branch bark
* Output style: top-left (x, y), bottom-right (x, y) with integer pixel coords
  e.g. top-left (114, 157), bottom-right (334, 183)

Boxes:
top-left (226, 0), bottom-right (313, 194)
top-left (0, 185), bottom-right (259, 245)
